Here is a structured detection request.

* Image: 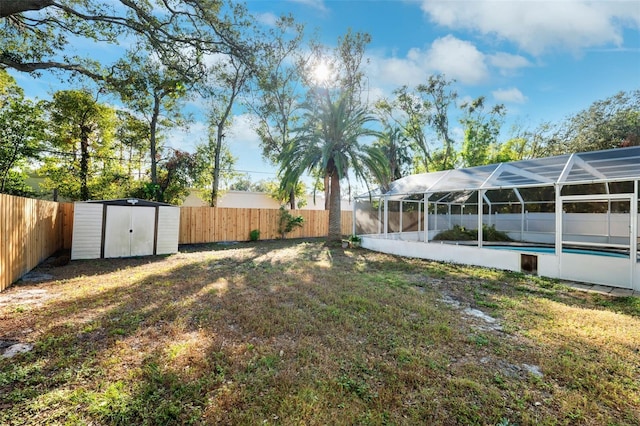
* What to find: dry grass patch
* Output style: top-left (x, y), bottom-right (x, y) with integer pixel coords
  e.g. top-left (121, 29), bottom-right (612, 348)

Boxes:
top-left (1, 239), bottom-right (638, 425)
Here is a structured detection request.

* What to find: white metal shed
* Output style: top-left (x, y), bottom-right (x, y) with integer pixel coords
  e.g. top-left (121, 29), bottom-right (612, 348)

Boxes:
top-left (71, 199), bottom-right (180, 260)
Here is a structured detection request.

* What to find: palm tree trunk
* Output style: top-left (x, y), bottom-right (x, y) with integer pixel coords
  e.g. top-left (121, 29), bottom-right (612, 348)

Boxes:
top-left (324, 174), bottom-right (330, 210)
top-left (328, 168), bottom-right (342, 241)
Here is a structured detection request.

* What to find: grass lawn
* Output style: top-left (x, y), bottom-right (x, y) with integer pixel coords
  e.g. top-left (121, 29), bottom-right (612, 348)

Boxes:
top-left (1, 239), bottom-right (639, 425)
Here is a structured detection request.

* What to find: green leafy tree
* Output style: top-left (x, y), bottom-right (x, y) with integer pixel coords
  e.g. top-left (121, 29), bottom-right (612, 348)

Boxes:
top-left (253, 178), bottom-right (308, 208)
top-left (372, 125), bottom-right (411, 190)
top-left (203, 52), bottom-right (252, 206)
top-left (0, 1), bottom-right (246, 81)
top-left (417, 75), bottom-right (458, 170)
top-left (280, 93), bottom-right (387, 241)
top-left (459, 97), bottom-right (506, 167)
top-left (111, 50), bottom-right (191, 201)
top-left (193, 138), bottom-right (238, 206)
top-left (228, 174), bottom-right (253, 191)
top-left (542, 90), bottom-right (640, 155)
top-left (250, 15), bottom-right (308, 209)
top-left (376, 75), bottom-right (458, 172)
top-left (114, 110), bottom-right (150, 185)
top-left (43, 89), bottom-right (117, 200)
top-left (152, 149), bottom-right (197, 205)
top-left (0, 69), bottom-right (45, 193)
top-left (277, 206), bottom-right (304, 239)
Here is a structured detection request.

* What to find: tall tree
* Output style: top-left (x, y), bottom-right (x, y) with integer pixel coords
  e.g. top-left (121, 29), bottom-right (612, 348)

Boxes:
top-left (279, 93), bottom-right (387, 241)
top-left (0, 0), bottom-right (245, 81)
top-left (377, 75), bottom-right (458, 172)
top-left (250, 15), bottom-right (308, 209)
top-left (43, 89), bottom-right (117, 200)
top-left (542, 90), bottom-right (640, 155)
top-left (459, 96), bottom-right (506, 167)
top-left (417, 75), bottom-right (458, 170)
top-left (114, 110), bottom-right (150, 183)
top-left (111, 50), bottom-right (192, 201)
top-left (376, 85), bottom-right (433, 172)
top-left (203, 52), bottom-right (252, 206)
top-left (0, 69), bottom-right (44, 193)
top-left (193, 134), bottom-right (238, 206)
top-left (303, 29), bottom-right (373, 209)
top-left (372, 126), bottom-right (411, 190)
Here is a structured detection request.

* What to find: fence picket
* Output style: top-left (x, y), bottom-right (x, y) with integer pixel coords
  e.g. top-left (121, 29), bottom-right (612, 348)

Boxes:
top-left (0, 194), bottom-right (73, 292)
top-left (1, 194), bottom-right (353, 291)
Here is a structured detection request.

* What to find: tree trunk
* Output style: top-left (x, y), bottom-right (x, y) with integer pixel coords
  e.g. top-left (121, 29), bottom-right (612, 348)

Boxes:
top-left (0, 169), bottom-right (9, 193)
top-left (210, 123), bottom-right (224, 207)
top-left (289, 187), bottom-right (295, 210)
top-left (79, 125), bottom-right (90, 200)
top-left (328, 167), bottom-right (342, 241)
top-left (324, 174), bottom-right (330, 210)
top-left (0, 143), bottom-right (21, 193)
top-left (149, 93), bottom-right (161, 201)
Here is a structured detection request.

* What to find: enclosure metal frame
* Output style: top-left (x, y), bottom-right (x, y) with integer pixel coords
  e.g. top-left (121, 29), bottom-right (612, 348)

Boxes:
top-left (354, 147), bottom-right (640, 290)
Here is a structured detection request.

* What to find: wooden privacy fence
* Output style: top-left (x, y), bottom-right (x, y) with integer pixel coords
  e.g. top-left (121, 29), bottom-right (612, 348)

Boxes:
top-left (0, 194), bottom-right (73, 292)
top-left (0, 195), bottom-right (353, 290)
top-left (179, 207), bottom-right (353, 244)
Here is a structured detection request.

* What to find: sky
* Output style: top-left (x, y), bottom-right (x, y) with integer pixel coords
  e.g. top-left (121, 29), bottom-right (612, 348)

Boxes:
top-left (8, 0), bottom-right (640, 189)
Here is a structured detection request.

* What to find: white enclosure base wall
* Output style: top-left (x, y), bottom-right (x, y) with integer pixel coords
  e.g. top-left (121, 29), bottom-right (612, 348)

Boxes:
top-left (560, 254), bottom-right (632, 289)
top-left (362, 235), bottom-right (521, 272)
top-left (634, 264), bottom-right (640, 292)
top-left (537, 255), bottom-right (560, 278)
top-left (383, 231), bottom-right (422, 242)
top-left (362, 234), bottom-right (637, 289)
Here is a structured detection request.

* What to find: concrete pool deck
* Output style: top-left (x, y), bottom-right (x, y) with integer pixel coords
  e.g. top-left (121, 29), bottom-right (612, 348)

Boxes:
top-left (565, 282), bottom-right (639, 297)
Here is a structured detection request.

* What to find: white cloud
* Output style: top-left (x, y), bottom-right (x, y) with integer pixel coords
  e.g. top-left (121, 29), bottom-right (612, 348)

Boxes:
top-left (419, 0), bottom-right (639, 55)
top-left (375, 56), bottom-right (425, 87)
top-left (227, 114), bottom-right (262, 152)
top-left (367, 35), bottom-right (489, 88)
top-left (492, 87), bottom-right (528, 104)
top-left (487, 52), bottom-right (532, 71)
top-left (255, 12), bottom-right (279, 27)
top-left (165, 122), bottom-right (208, 152)
top-left (288, 0), bottom-right (328, 13)
top-left (425, 35), bottom-right (489, 84)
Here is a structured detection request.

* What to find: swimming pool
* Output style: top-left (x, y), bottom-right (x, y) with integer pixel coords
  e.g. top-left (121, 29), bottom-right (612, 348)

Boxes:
top-left (488, 245), bottom-right (629, 259)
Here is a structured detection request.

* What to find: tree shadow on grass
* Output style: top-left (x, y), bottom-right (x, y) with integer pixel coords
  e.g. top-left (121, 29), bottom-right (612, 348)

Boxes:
top-left (0, 242), bottom-right (272, 421)
top-left (2, 239), bottom-right (638, 424)
top-left (0, 239), bottom-right (344, 424)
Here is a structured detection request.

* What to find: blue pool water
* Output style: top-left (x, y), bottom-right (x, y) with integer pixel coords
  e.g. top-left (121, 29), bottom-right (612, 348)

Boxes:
top-left (488, 245), bottom-right (629, 258)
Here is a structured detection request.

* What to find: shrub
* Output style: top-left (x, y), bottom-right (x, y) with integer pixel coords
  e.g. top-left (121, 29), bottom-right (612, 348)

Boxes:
top-left (277, 206), bottom-right (304, 239)
top-left (249, 229), bottom-right (260, 242)
top-left (432, 224), bottom-right (512, 242)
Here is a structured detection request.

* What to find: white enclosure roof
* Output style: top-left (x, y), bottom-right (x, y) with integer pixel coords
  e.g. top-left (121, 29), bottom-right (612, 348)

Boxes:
top-left (359, 146), bottom-right (640, 200)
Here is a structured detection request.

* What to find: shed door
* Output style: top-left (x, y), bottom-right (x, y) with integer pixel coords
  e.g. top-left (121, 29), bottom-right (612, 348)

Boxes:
top-left (104, 206), bottom-right (155, 258)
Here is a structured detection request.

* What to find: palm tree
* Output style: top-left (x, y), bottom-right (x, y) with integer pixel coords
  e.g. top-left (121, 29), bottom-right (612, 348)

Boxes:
top-left (373, 125), bottom-right (412, 191)
top-left (279, 92), bottom-right (388, 241)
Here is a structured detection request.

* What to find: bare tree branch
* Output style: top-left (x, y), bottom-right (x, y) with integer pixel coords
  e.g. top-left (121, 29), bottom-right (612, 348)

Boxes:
top-left (0, 0), bottom-right (53, 18)
top-left (0, 55), bottom-right (104, 81)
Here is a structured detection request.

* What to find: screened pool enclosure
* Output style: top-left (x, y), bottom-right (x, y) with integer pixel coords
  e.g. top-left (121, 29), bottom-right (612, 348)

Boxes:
top-left (354, 146), bottom-right (640, 291)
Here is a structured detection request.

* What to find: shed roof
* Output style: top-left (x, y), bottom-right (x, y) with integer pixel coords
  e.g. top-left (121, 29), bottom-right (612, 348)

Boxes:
top-left (358, 146), bottom-right (640, 200)
top-left (82, 198), bottom-right (175, 207)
